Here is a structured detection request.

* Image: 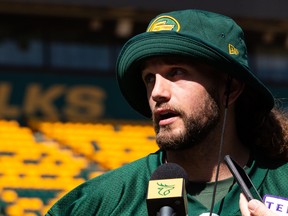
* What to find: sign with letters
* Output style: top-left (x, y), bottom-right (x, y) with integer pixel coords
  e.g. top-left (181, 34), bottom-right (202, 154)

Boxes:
top-left (264, 195), bottom-right (288, 216)
top-left (0, 72), bottom-right (145, 122)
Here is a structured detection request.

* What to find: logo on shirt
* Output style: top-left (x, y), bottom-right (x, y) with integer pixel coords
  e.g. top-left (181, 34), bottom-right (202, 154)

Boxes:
top-left (264, 195), bottom-right (288, 215)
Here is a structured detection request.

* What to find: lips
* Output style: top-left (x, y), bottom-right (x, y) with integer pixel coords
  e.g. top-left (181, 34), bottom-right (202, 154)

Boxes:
top-left (154, 108), bottom-right (179, 125)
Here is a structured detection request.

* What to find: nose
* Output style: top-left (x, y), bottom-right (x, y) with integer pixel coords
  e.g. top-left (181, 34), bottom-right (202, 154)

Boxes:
top-left (151, 74), bottom-right (171, 103)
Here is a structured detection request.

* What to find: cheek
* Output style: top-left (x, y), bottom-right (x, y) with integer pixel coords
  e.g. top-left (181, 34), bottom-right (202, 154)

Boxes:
top-left (147, 91), bottom-right (154, 108)
top-left (185, 88), bottom-right (212, 111)
top-left (181, 83), bottom-right (204, 101)
top-left (148, 97), bottom-right (154, 109)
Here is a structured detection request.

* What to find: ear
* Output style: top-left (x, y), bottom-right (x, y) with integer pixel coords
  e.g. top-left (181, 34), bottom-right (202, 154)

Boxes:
top-left (223, 77), bottom-right (245, 107)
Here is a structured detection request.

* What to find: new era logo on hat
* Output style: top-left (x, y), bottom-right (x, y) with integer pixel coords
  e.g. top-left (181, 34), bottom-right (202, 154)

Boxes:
top-left (229, 44), bottom-right (239, 55)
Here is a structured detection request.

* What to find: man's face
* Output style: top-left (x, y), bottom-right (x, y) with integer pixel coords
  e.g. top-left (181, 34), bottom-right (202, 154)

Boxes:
top-left (141, 56), bottom-right (223, 150)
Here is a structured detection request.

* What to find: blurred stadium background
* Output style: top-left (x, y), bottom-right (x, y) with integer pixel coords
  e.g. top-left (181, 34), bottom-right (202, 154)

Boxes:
top-left (0, 0), bottom-right (287, 215)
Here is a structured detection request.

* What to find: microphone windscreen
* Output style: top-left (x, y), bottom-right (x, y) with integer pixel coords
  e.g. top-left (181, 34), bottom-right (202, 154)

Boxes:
top-left (147, 163), bottom-right (189, 216)
top-left (151, 163), bottom-right (189, 188)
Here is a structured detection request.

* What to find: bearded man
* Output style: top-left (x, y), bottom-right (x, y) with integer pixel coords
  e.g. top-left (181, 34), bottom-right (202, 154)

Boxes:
top-left (46, 9), bottom-right (288, 216)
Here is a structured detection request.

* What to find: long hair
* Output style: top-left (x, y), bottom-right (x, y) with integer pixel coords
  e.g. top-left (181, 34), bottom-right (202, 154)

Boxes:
top-left (236, 88), bottom-right (288, 161)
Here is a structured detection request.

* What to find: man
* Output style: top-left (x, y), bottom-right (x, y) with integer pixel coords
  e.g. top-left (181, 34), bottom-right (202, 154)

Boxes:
top-left (46, 9), bottom-right (288, 216)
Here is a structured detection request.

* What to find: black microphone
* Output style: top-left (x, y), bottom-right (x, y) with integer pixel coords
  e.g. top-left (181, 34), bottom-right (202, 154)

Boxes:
top-left (146, 163), bottom-right (189, 216)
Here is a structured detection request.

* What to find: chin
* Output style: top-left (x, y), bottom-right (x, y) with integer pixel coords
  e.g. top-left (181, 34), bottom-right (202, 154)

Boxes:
top-left (156, 131), bottom-right (189, 151)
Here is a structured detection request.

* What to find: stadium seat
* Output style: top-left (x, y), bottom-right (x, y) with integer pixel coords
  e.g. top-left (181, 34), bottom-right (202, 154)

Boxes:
top-left (0, 119), bottom-right (159, 215)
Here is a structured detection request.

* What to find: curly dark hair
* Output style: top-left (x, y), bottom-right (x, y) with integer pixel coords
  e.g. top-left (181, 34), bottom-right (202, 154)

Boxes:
top-left (236, 87), bottom-right (288, 161)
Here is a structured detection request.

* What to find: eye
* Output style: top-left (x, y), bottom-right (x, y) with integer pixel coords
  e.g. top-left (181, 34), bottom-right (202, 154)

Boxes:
top-left (142, 73), bottom-right (155, 85)
top-left (168, 68), bottom-right (185, 78)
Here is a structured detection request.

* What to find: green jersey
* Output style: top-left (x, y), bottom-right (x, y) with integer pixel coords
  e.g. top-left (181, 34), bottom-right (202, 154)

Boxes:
top-left (46, 151), bottom-right (288, 216)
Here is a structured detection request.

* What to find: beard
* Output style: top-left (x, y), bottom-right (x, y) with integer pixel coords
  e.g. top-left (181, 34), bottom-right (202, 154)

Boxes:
top-left (153, 90), bottom-right (221, 151)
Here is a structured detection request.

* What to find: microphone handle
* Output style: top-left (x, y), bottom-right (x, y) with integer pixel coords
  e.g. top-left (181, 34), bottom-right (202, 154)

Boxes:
top-left (158, 206), bottom-right (175, 216)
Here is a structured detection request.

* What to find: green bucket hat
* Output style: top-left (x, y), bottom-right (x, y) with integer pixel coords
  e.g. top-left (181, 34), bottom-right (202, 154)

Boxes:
top-left (116, 9), bottom-right (274, 118)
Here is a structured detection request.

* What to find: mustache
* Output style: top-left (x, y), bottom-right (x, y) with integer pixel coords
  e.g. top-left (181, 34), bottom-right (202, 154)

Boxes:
top-left (152, 104), bottom-right (184, 123)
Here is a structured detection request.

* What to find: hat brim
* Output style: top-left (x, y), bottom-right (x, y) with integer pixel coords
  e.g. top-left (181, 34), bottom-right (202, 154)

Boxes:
top-left (116, 31), bottom-right (274, 118)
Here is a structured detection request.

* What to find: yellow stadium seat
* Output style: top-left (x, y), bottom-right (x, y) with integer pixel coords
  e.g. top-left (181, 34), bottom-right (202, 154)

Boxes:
top-left (0, 119), bottom-right (160, 215)
top-left (1, 189), bottom-right (18, 203)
